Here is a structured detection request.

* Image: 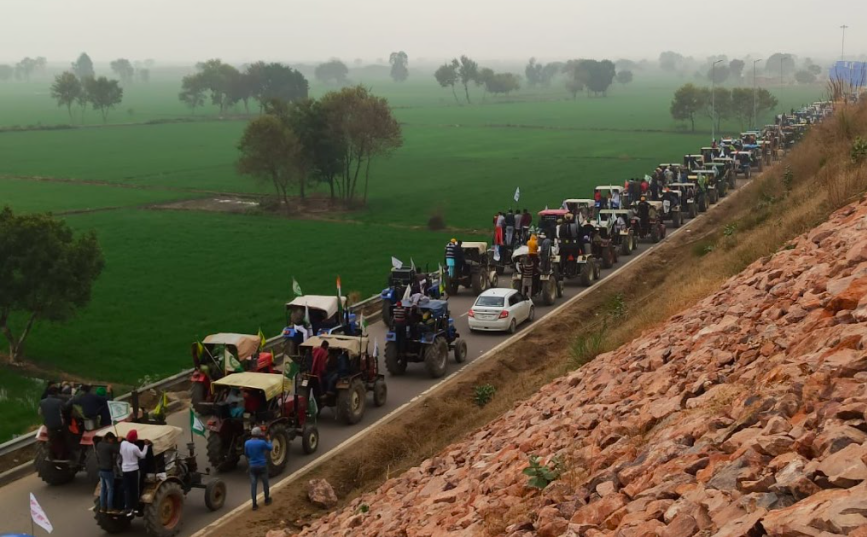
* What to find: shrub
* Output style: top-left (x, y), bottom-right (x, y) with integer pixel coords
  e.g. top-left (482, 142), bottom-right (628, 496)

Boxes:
top-left (783, 166), bottom-right (794, 194)
top-left (523, 455), bottom-right (562, 489)
top-left (473, 384), bottom-right (496, 407)
top-left (569, 321), bottom-right (607, 369)
top-left (852, 137), bottom-right (867, 165)
top-left (427, 209), bottom-right (446, 231)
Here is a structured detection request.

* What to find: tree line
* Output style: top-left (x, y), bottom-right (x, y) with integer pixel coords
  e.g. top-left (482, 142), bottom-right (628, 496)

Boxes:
top-left (237, 85), bottom-right (402, 209)
top-left (434, 56), bottom-right (522, 103)
top-left (659, 51), bottom-right (825, 85)
top-left (0, 57), bottom-right (47, 82)
top-left (670, 83), bottom-right (778, 132)
top-left (49, 53), bottom-right (125, 123)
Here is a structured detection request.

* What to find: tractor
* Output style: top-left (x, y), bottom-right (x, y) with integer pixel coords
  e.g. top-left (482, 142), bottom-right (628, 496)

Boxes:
top-left (631, 200), bottom-right (667, 243)
top-left (510, 243), bottom-right (562, 306)
top-left (599, 209), bottom-right (637, 256)
top-left (282, 296), bottom-right (355, 358)
top-left (445, 242), bottom-right (498, 295)
top-left (384, 299), bottom-right (467, 378)
top-left (381, 267), bottom-right (440, 328)
top-left (190, 333), bottom-right (275, 413)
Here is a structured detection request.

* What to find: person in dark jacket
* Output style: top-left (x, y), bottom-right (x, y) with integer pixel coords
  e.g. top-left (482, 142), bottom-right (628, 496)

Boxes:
top-left (72, 384), bottom-right (112, 427)
top-left (97, 432), bottom-right (120, 512)
top-left (504, 210), bottom-right (516, 246)
top-left (39, 386), bottom-right (65, 445)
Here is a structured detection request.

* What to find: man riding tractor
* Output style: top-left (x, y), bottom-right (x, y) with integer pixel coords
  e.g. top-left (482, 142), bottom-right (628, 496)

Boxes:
top-left (282, 295), bottom-right (355, 358)
top-left (190, 333), bottom-right (275, 413)
top-left (445, 241), bottom-right (498, 295)
top-left (510, 233), bottom-right (562, 306)
top-left (555, 212), bottom-right (600, 287)
top-left (659, 187), bottom-right (683, 227)
top-left (92, 422), bottom-right (226, 537)
top-left (297, 335), bottom-right (387, 425)
top-left (381, 267), bottom-right (440, 327)
top-left (669, 182), bottom-right (699, 219)
top-left (199, 373), bottom-right (318, 477)
top-left (598, 209), bottom-right (636, 256)
top-left (632, 196), bottom-right (667, 243)
top-left (385, 299), bottom-right (467, 378)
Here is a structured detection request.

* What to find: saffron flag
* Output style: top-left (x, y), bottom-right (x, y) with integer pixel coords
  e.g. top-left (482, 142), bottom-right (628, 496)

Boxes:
top-left (336, 276), bottom-right (343, 317)
top-left (30, 493), bottom-right (53, 533)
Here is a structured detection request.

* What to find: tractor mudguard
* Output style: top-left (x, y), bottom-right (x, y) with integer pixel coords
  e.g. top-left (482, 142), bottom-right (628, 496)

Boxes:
top-left (140, 476), bottom-right (184, 504)
top-left (256, 352), bottom-right (274, 372)
top-left (335, 379), bottom-right (350, 390)
top-left (381, 289), bottom-right (394, 300)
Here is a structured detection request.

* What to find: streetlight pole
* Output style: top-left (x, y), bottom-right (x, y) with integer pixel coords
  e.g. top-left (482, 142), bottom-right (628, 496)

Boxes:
top-left (841, 25), bottom-right (849, 59)
top-left (712, 59), bottom-right (723, 143)
top-left (780, 55), bottom-right (788, 109)
top-left (753, 59), bottom-right (763, 130)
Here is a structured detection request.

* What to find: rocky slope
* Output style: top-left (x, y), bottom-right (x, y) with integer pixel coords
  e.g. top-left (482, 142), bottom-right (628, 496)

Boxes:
top-left (287, 198), bottom-right (867, 537)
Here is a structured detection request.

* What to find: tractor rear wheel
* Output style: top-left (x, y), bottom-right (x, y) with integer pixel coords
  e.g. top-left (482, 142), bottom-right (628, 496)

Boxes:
top-left (672, 211), bottom-right (681, 228)
top-left (650, 225), bottom-right (661, 243)
top-left (471, 273), bottom-right (483, 295)
top-left (34, 443), bottom-right (76, 486)
top-left (266, 424), bottom-right (290, 477)
top-left (579, 262), bottom-right (595, 287)
top-left (424, 338), bottom-right (448, 378)
top-left (453, 339), bottom-right (468, 363)
top-left (620, 236), bottom-right (631, 256)
top-left (698, 196), bottom-right (707, 212)
top-left (373, 378), bottom-right (388, 407)
top-left (336, 379), bottom-right (366, 425)
top-left (144, 481), bottom-right (184, 537)
top-left (601, 246), bottom-right (614, 269)
top-left (689, 203), bottom-right (697, 219)
top-left (541, 278), bottom-right (556, 306)
top-left (384, 341), bottom-right (406, 375)
top-left (206, 433), bottom-right (238, 473)
top-left (94, 498), bottom-right (131, 533)
top-left (85, 446), bottom-right (99, 485)
top-left (489, 272), bottom-right (498, 289)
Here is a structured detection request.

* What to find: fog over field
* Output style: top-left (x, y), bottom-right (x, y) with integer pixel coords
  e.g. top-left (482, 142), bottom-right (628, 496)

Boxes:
top-left (1, 0), bottom-right (865, 63)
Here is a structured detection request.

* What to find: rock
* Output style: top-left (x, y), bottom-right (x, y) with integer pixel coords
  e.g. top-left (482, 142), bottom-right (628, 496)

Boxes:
top-left (755, 434), bottom-right (796, 456)
top-left (816, 442), bottom-right (867, 488)
top-left (571, 494), bottom-right (628, 526)
top-left (596, 481), bottom-right (617, 497)
top-left (772, 458), bottom-right (821, 500)
top-left (265, 531), bottom-right (288, 537)
top-left (762, 483), bottom-right (867, 535)
top-left (660, 513), bottom-right (698, 537)
top-left (710, 508), bottom-right (767, 537)
top-left (306, 478), bottom-right (338, 509)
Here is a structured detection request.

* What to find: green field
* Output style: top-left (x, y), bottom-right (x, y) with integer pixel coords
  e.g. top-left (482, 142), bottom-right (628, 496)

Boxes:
top-left (0, 70), bottom-right (827, 439)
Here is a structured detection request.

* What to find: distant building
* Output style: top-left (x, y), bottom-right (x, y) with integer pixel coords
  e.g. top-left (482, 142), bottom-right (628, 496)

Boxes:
top-left (829, 61), bottom-right (867, 87)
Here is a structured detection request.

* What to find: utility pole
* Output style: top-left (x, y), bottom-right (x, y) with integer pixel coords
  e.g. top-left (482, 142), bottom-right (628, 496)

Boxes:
top-left (753, 59), bottom-right (763, 129)
top-left (841, 25), bottom-right (849, 59)
top-left (712, 59), bottom-right (724, 143)
top-left (780, 54), bottom-right (788, 108)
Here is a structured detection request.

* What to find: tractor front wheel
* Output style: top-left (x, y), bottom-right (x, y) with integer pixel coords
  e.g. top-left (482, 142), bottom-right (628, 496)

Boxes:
top-left (94, 498), bottom-right (132, 534)
top-left (471, 273), bottom-right (483, 295)
top-left (424, 338), bottom-right (449, 379)
top-left (204, 479), bottom-right (227, 511)
top-left (373, 378), bottom-right (388, 407)
top-left (336, 379), bottom-right (366, 425)
top-left (301, 424), bottom-right (319, 455)
top-left (453, 338), bottom-right (468, 363)
top-left (541, 278), bottom-right (556, 306)
top-left (266, 424), bottom-right (290, 477)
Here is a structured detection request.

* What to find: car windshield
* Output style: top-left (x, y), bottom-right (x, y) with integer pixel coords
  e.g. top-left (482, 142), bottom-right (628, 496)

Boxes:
top-left (475, 296), bottom-right (505, 307)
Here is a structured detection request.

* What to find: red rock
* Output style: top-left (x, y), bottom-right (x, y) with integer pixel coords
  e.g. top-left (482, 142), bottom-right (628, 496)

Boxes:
top-left (762, 483), bottom-right (867, 535)
top-left (571, 494), bottom-right (628, 526)
top-left (816, 442), bottom-right (867, 487)
top-left (711, 508), bottom-right (767, 537)
top-left (306, 478), bottom-right (338, 509)
top-left (660, 513), bottom-right (698, 537)
top-left (755, 434), bottom-right (796, 456)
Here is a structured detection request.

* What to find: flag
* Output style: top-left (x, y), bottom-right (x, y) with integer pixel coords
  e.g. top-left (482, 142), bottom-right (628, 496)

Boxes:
top-left (258, 327), bottom-right (267, 349)
top-left (336, 276), bottom-right (343, 317)
top-left (195, 341), bottom-right (204, 359)
top-left (108, 400), bottom-right (132, 423)
top-left (438, 264), bottom-right (445, 296)
top-left (304, 303), bottom-right (310, 326)
top-left (402, 283), bottom-right (411, 302)
top-left (307, 395), bottom-right (318, 421)
top-left (373, 337), bottom-right (379, 358)
top-left (410, 258), bottom-right (416, 271)
top-left (152, 391), bottom-right (169, 420)
top-left (359, 312), bottom-right (368, 335)
top-left (391, 256), bottom-right (403, 269)
top-left (292, 277), bottom-right (303, 296)
top-left (284, 358), bottom-right (300, 380)
top-left (190, 408), bottom-right (206, 437)
top-left (514, 187), bottom-right (521, 202)
top-left (30, 493), bottom-right (53, 534)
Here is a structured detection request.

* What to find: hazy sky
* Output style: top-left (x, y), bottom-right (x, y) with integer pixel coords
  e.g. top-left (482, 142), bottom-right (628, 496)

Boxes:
top-left (2, 0), bottom-right (864, 65)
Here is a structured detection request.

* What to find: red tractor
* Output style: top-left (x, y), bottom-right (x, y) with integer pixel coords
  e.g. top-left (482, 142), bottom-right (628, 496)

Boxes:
top-left (190, 333), bottom-right (275, 412)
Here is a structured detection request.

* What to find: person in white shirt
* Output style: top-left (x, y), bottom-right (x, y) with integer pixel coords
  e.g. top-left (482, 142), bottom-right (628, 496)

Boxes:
top-left (611, 191), bottom-right (621, 209)
top-left (120, 429), bottom-right (150, 515)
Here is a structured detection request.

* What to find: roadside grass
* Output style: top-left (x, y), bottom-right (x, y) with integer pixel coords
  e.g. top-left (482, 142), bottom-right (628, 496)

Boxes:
top-left (213, 101), bottom-right (867, 536)
top-left (0, 367), bottom-right (45, 441)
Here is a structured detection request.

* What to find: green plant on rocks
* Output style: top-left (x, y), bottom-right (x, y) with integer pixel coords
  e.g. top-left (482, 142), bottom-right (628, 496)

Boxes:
top-left (473, 384), bottom-right (496, 407)
top-left (523, 454), bottom-right (562, 489)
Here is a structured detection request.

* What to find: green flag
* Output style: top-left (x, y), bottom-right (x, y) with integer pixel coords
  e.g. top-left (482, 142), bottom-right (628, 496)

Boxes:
top-left (292, 277), bottom-right (303, 296)
top-left (284, 358), bottom-right (300, 380)
top-left (190, 408), bottom-right (206, 437)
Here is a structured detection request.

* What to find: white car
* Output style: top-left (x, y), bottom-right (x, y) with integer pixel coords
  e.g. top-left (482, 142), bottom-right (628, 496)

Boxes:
top-left (468, 288), bottom-right (535, 334)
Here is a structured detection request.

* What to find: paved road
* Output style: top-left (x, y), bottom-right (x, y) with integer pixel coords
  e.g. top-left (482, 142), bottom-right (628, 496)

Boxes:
top-left (0, 196), bottom-right (727, 536)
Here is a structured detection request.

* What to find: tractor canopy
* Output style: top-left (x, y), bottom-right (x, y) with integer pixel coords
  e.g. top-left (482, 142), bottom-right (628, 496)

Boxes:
top-left (97, 423), bottom-right (183, 456)
top-left (202, 333), bottom-right (261, 361)
top-left (538, 208), bottom-right (570, 218)
top-left (511, 244), bottom-right (530, 261)
top-left (418, 299), bottom-right (449, 318)
top-left (562, 199), bottom-right (593, 213)
top-left (285, 295), bottom-right (346, 318)
top-left (212, 372), bottom-right (289, 401)
top-left (460, 241), bottom-right (488, 254)
top-left (300, 334), bottom-right (369, 358)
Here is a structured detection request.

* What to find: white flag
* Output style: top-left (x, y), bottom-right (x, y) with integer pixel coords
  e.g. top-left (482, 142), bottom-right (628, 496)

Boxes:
top-left (108, 400), bottom-right (132, 423)
top-left (30, 493), bottom-right (53, 534)
top-left (373, 338), bottom-right (379, 358)
top-left (514, 187), bottom-right (520, 202)
top-left (410, 258), bottom-right (416, 271)
top-left (391, 256), bottom-right (403, 269)
top-left (402, 284), bottom-right (412, 302)
top-left (493, 246), bottom-right (501, 262)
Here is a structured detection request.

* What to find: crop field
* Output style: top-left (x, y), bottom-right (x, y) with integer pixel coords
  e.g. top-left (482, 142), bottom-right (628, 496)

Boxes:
top-left (0, 71), bottom-right (826, 438)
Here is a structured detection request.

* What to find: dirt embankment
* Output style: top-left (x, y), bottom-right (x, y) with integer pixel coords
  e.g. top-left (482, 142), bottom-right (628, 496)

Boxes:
top-left (282, 193), bottom-right (867, 537)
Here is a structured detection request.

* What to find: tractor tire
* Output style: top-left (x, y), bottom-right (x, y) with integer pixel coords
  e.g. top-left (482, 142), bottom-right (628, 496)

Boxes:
top-left (301, 424), bottom-right (319, 455)
top-left (424, 338), bottom-right (448, 379)
top-left (672, 211), bottom-right (681, 228)
top-left (373, 378), bottom-right (388, 407)
top-left (555, 274), bottom-right (564, 298)
top-left (34, 443), bottom-right (75, 486)
top-left (336, 379), bottom-right (366, 425)
top-left (384, 340), bottom-right (406, 376)
top-left (541, 278), bottom-right (556, 306)
top-left (453, 339), bottom-right (468, 363)
top-left (511, 278), bottom-right (522, 292)
top-left (698, 196), bottom-right (707, 212)
top-left (266, 424), bottom-right (290, 477)
top-left (689, 203), bottom-right (697, 219)
top-left (447, 280), bottom-right (459, 296)
top-left (144, 481), bottom-right (185, 537)
top-left (206, 433), bottom-right (238, 473)
top-left (601, 246), bottom-right (614, 269)
top-left (381, 302), bottom-right (393, 329)
top-left (495, 264), bottom-right (505, 276)
top-left (489, 272), bottom-right (499, 289)
top-left (620, 236), bottom-right (631, 257)
top-left (729, 175), bottom-right (736, 190)
top-left (85, 446), bottom-right (100, 485)
top-left (191, 383), bottom-right (207, 414)
top-left (471, 273), bottom-right (483, 295)
top-left (579, 262), bottom-right (595, 287)
top-left (204, 479), bottom-right (227, 511)
top-left (528, 305), bottom-right (536, 322)
top-left (94, 498), bottom-right (131, 534)
top-left (650, 225), bottom-right (661, 243)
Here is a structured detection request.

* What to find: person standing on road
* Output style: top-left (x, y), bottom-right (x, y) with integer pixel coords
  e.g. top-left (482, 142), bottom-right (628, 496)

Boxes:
top-left (97, 432), bottom-right (120, 512)
top-left (120, 429), bottom-right (150, 516)
top-left (245, 427), bottom-right (273, 511)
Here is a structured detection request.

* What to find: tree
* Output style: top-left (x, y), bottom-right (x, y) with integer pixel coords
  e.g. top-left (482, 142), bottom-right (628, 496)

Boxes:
top-left (616, 70), bottom-right (633, 84)
top-left (457, 55), bottom-right (479, 103)
top-left (699, 86), bottom-right (731, 133)
top-left (434, 60), bottom-right (460, 103)
top-left (314, 59), bottom-right (349, 85)
top-left (707, 65), bottom-right (730, 84)
top-left (729, 59), bottom-right (745, 81)
top-left (540, 62), bottom-right (563, 87)
top-left (0, 207), bottom-right (104, 365)
top-left (587, 60), bottom-right (616, 95)
top-left (86, 77), bottom-right (123, 122)
top-left (109, 58), bottom-right (135, 85)
top-left (319, 85), bottom-right (402, 204)
top-left (249, 62), bottom-right (308, 110)
top-left (563, 59), bottom-right (588, 99)
top-left (477, 67), bottom-right (495, 101)
top-left (807, 64), bottom-right (822, 75)
top-left (754, 88), bottom-right (778, 124)
top-left (194, 59), bottom-right (241, 113)
top-left (15, 57), bottom-right (39, 81)
top-left (283, 99), bottom-right (344, 200)
top-left (730, 87), bottom-right (754, 130)
top-left (50, 72), bottom-right (82, 120)
top-left (670, 83), bottom-right (704, 131)
top-left (0, 65), bottom-right (15, 82)
top-left (525, 58), bottom-right (543, 87)
top-left (795, 70), bottom-right (817, 84)
top-left (179, 74), bottom-right (207, 114)
top-left (485, 72), bottom-right (521, 98)
top-left (389, 51), bottom-right (409, 82)
top-left (72, 52), bottom-right (94, 80)
top-left (766, 53), bottom-right (796, 79)
top-left (615, 59), bottom-right (639, 72)
top-left (659, 51), bottom-right (685, 72)
top-left (237, 115), bottom-right (306, 210)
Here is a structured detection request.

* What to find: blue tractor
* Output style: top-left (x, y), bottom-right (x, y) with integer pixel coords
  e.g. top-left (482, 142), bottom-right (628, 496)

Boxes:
top-left (282, 296), bottom-right (356, 358)
top-left (380, 268), bottom-right (441, 328)
top-left (384, 299), bottom-right (467, 379)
